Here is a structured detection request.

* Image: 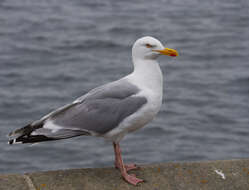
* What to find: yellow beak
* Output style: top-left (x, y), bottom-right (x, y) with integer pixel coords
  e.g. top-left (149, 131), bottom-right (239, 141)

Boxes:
top-left (153, 48), bottom-right (179, 57)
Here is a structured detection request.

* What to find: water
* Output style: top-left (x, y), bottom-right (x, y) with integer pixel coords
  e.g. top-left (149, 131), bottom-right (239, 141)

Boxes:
top-left (0, 0), bottom-right (249, 174)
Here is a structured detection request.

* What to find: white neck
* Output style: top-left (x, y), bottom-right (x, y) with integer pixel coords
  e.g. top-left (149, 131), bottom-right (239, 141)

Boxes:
top-left (128, 58), bottom-right (163, 94)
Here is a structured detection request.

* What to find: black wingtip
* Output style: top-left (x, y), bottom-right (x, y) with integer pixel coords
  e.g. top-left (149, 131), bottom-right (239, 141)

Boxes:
top-left (8, 139), bottom-right (14, 145)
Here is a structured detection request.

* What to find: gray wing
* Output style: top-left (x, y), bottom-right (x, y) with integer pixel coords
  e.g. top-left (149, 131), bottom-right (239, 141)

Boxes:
top-left (42, 79), bottom-right (147, 136)
top-left (8, 79), bottom-right (147, 144)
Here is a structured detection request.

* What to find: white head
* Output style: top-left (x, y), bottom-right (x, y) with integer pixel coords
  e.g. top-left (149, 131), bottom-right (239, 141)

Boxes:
top-left (132, 36), bottom-right (178, 61)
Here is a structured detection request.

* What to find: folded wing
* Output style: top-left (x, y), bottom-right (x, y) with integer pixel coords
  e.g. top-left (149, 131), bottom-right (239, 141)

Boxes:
top-left (8, 79), bottom-right (147, 144)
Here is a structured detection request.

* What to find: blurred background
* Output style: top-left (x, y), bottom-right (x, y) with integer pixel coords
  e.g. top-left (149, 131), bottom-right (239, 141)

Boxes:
top-left (0, 0), bottom-right (249, 174)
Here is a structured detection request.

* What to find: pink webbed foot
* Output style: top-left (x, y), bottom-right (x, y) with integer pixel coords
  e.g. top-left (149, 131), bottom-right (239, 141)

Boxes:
top-left (122, 173), bottom-right (144, 186)
top-left (124, 163), bottom-right (139, 171)
top-left (112, 142), bottom-right (144, 186)
top-left (115, 163), bottom-right (139, 172)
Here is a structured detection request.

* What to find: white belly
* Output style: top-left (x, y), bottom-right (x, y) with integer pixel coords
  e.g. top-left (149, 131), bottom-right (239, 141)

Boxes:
top-left (103, 90), bottom-right (162, 142)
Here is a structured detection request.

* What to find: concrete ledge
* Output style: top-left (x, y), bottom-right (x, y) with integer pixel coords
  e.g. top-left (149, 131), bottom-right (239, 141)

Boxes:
top-left (1, 159), bottom-right (249, 190)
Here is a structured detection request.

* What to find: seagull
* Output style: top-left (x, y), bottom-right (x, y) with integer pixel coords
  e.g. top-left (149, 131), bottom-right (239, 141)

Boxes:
top-left (8, 36), bottom-right (178, 185)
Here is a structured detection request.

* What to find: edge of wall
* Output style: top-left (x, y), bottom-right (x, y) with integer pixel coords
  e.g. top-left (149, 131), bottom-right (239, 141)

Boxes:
top-left (1, 159), bottom-right (249, 190)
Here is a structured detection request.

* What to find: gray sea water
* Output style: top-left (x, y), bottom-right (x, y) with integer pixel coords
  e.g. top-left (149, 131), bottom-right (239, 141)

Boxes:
top-left (0, 0), bottom-right (249, 174)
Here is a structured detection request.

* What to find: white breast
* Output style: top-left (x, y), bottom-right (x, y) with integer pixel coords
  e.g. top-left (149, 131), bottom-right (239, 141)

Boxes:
top-left (104, 59), bottom-right (163, 142)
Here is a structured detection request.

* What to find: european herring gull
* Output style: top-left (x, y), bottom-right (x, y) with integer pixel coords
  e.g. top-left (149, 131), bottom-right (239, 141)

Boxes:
top-left (8, 36), bottom-right (178, 185)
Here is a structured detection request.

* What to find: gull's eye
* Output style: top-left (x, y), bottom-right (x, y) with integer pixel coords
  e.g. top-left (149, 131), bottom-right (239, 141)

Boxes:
top-left (145, 43), bottom-right (153, 48)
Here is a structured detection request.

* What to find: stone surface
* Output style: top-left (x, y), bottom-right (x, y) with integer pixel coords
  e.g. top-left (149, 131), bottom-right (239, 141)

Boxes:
top-left (0, 174), bottom-right (29, 190)
top-left (1, 159), bottom-right (249, 190)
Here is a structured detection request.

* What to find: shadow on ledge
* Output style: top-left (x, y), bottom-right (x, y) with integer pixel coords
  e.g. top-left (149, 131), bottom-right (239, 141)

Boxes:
top-left (1, 159), bottom-right (249, 190)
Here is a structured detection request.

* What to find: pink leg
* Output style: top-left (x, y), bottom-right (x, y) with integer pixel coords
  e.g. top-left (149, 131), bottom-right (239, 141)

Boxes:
top-left (113, 142), bottom-right (143, 186)
top-left (113, 143), bottom-right (139, 171)
top-left (113, 147), bottom-right (139, 171)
